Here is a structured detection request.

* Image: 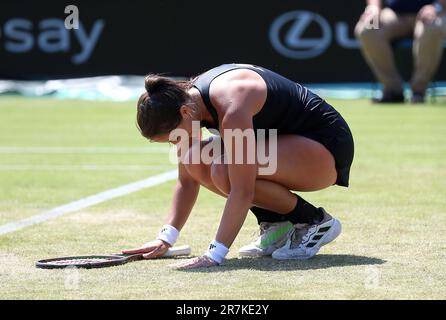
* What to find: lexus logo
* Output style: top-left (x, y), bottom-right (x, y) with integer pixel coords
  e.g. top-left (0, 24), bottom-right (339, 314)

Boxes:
top-left (269, 10), bottom-right (332, 59)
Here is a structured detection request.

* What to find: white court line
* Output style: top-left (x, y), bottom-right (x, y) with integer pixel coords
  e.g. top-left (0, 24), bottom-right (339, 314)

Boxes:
top-left (0, 147), bottom-right (171, 154)
top-left (0, 170), bottom-right (178, 236)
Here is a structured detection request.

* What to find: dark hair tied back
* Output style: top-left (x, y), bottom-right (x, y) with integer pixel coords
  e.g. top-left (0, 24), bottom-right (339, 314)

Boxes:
top-left (136, 74), bottom-right (191, 140)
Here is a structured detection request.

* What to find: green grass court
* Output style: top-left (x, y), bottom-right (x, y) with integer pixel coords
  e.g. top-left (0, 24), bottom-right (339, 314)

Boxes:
top-left (0, 96), bottom-right (445, 299)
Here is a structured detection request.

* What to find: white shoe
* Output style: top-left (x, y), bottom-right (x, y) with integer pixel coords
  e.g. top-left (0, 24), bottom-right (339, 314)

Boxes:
top-left (239, 221), bottom-right (293, 257)
top-left (272, 209), bottom-right (342, 260)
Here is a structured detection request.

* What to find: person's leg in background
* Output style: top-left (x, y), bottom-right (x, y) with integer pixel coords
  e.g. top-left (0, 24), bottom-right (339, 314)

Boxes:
top-left (355, 8), bottom-right (416, 102)
top-left (411, 11), bottom-right (446, 103)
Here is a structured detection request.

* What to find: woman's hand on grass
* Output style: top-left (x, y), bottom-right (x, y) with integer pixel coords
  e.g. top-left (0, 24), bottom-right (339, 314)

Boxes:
top-left (169, 255), bottom-right (219, 270)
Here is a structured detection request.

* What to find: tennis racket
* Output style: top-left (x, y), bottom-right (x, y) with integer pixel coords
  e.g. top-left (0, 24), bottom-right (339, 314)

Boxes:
top-left (35, 245), bottom-right (191, 269)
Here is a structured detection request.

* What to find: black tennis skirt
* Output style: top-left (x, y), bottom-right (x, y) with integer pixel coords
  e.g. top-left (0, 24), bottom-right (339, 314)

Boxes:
top-left (300, 112), bottom-right (354, 187)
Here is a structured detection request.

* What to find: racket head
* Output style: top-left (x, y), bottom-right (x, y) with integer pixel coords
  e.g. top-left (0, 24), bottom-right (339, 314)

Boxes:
top-left (35, 254), bottom-right (143, 269)
top-left (35, 245), bottom-right (192, 269)
top-left (163, 245), bottom-right (191, 257)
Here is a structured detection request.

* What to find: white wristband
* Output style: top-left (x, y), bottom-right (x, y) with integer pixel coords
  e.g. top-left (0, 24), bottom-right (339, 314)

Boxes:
top-left (157, 224), bottom-right (179, 246)
top-left (204, 240), bottom-right (229, 264)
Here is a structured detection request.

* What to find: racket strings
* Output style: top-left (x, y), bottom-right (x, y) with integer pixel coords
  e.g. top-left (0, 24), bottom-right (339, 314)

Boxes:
top-left (46, 257), bottom-right (117, 265)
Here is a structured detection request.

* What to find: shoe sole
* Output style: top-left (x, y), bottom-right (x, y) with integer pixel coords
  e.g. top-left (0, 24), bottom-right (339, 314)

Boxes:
top-left (272, 219), bottom-right (342, 260)
top-left (239, 232), bottom-right (292, 258)
top-left (238, 246), bottom-right (277, 257)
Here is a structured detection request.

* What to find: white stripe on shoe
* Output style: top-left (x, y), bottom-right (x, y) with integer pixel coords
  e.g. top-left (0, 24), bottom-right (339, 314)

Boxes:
top-left (272, 213), bottom-right (342, 260)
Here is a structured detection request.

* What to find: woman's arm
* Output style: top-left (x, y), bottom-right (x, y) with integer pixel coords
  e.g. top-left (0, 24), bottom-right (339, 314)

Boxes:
top-left (200, 77), bottom-right (266, 266)
top-left (214, 109), bottom-right (256, 248)
top-left (164, 162), bottom-right (200, 231)
top-left (211, 74), bottom-right (266, 251)
top-left (173, 113), bottom-right (258, 268)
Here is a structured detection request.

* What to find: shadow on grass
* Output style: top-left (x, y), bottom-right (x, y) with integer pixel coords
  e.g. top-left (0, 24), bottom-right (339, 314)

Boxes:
top-left (176, 254), bottom-right (386, 273)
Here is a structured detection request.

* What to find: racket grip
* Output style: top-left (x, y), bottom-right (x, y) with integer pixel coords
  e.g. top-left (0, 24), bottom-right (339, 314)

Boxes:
top-left (163, 245), bottom-right (191, 257)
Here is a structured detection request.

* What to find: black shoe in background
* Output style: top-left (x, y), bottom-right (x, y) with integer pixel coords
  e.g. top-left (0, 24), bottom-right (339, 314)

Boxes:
top-left (410, 92), bottom-right (426, 104)
top-left (372, 92), bottom-right (405, 103)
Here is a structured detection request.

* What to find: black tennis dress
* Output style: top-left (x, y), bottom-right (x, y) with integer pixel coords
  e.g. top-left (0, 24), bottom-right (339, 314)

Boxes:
top-left (193, 63), bottom-right (354, 187)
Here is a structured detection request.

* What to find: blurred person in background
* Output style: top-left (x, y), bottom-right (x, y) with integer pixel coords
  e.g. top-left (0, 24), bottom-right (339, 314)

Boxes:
top-left (355, 0), bottom-right (446, 103)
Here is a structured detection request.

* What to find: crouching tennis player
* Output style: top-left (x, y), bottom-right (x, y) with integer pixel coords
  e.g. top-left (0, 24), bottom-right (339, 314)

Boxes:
top-left (122, 63), bottom-right (354, 269)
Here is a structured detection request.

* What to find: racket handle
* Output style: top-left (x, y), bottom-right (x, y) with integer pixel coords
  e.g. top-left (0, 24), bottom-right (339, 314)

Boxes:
top-left (163, 245), bottom-right (191, 257)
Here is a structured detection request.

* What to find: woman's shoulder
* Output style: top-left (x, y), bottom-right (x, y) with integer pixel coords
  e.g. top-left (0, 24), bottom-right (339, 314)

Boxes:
top-left (209, 69), bottom-right (267, 116)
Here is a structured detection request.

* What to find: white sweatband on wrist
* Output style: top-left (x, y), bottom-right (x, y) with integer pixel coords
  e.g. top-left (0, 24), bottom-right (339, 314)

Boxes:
top-left (204, 240), bottom-right (229, 264)
top-left (157, 224), bottom-right (179, 246)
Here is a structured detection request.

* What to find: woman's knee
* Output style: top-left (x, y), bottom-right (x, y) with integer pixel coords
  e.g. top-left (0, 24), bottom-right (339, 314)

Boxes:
top-left (210, 157), bottom-right (230, 195)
